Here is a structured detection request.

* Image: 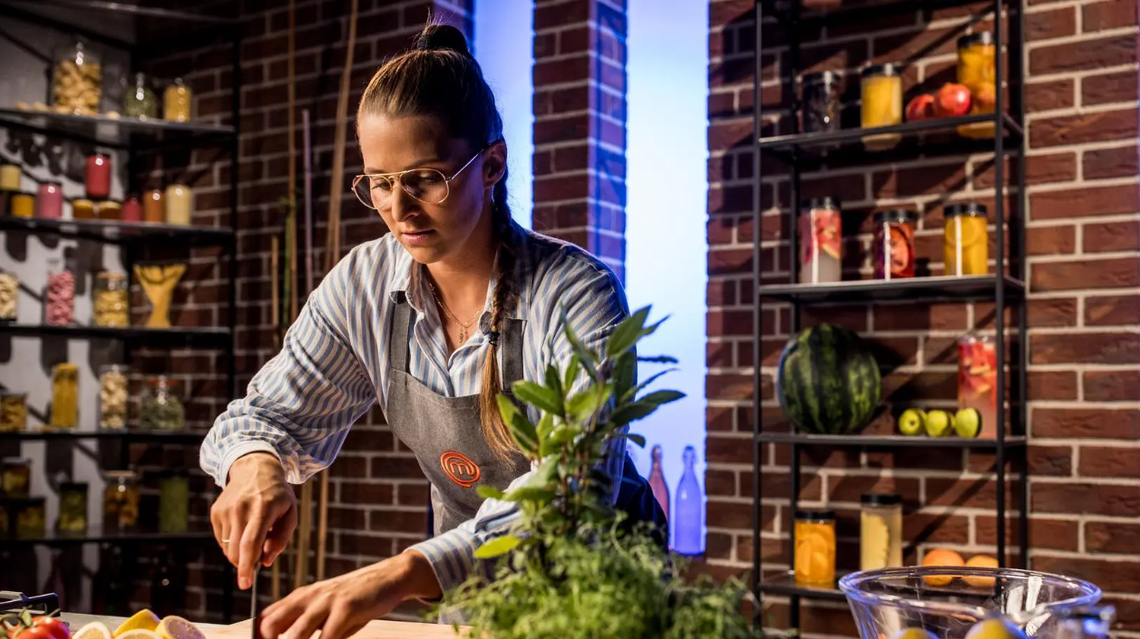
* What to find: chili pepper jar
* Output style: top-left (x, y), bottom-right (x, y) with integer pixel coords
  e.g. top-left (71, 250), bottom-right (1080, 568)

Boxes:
top-left (944, 203), bottom-right (989, 276)
top-left (861, 63), bottom-right (902, 151)
top-left (799, 197), bottom-right (842, 284)
top-left (794, 510), bottom-right (836, 587)
top-left (873, 209), bottom-right (917, 280)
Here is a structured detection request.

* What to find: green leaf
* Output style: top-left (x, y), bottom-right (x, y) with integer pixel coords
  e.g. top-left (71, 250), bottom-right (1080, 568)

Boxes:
top-left (622, 367), bottom-right (679, 403)
top-left (566, 385), bottom-right (612, 423)
top-left (639, 389), bottom-right (686, 407)
top-left (605, 306), bottom-right (651, 359)
top-left (473, 534), bottom-right (521, 559)
top-left (562, 353), bottom-right (582, 393)
top-left (498, 395), bottom-right (538, 454)
top-left (502, 487), bottom-right (557, 503)
top-left (612, 351), bottom-right (637, 405)
top-left (536, 412), bottom-right (554, 442)
top-left (542, 425), bottom-right (582, 456)
top-left (619, 433), bottom-right (647, 448)
top-left (638, 354), bottom-right (678, 364)
top-left (477, 485), bottom-right (507, 500)
top-left (609, 401), bottom-right (659, 426)
top-left (512, 380), bottom-right (565, 417)
top-left (545, 363), bottom-right (563, 401)
top-left (529, 457), bottom-right (558, 486)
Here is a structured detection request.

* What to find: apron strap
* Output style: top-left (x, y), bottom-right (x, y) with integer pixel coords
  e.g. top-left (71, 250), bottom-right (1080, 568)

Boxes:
top-left (500, 318), bottom-right (525, 389)
top-left (389, 291), bottom-right (414, 374)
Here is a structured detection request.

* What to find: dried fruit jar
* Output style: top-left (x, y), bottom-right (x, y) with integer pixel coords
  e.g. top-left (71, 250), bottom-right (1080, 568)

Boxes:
top-left (0, 272), bottom-right (18, 323)
top-left (799, 197), bottom-right (843, 284)
top-left (957, 32), bottom-right (996, 139)
top-left (944, 203), bottom-right (988, 276)
top-left (51, 363), bottom-right (79, 429)
top-left (0, 392), bottom-right (27, 432)
top-left (93, 271), bottom-right (129, 327)
top-left (52, 41), bottom-right (101, 115)
top-left (45, 259), bottom-right (75, 326)
top-left (1, 458), bottom-right (31, 498)
top-left (860, 64), bottom-right (902, 151)
top-left (860, 493), bottom-right (903, 571)
top-left (958, 335), bottom-right (998, 438)
top-left (103, 470), bottom-right (140, 530)
top-left (99, 364), bottom-right (129, 430)
top-left (794, 509), bottom-right (836, 587)
top-left (873, 209), bottom-right (917, 280)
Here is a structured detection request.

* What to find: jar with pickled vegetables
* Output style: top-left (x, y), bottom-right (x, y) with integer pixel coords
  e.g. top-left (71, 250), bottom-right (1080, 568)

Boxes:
top-left (58, 482), bottom-right (88, 533)
top-left (15, 497), bottom-right (46, 539)
top-left (0, 392), bottom-right (27, 432)
top-left (799, 197), bottom-right (843, 284)
top-left (957, 32), bottom-right (996, 139)
top-left (794, 510), bottom-right (836, 586)
top-left (51, 363), bottom-right (79, 429)
top-left (103, 470), bottom-right (140, 530)
top-left (958, 335), bottom-right (997, 438)
top-left (159, 472), bottom-right (189, 533)
top-left (52, 41), bottom-right (101, 115)
top-left (873, 210), bottom-right (917, 280)
top-left (1, 458), bottom-right (31, 498)
top-left (99, 364), bottom-right (129, 430)
top-left (861, 63), bottom-right (902, 151)
top-left (140, 375), bottom-right (184, 431)
top-left (124, 72), bottom-right (157, 119)
top-left (943, 203), bottom-right (988, 276)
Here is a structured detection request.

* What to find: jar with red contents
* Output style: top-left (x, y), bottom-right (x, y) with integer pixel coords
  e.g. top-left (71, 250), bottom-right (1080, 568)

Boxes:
top-left (86, 153), bottom-right (111, 199)
top-left (798, 197), bottom-right (842, 284)
top-left (872, 209), bottom-right (917, 280)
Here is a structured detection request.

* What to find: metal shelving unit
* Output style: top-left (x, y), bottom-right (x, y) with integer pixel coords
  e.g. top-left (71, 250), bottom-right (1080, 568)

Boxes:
top-left (750, 0), bottom-right (1030, 628)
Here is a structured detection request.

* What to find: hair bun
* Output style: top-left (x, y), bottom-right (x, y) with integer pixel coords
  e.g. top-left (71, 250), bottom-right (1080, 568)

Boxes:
top-left (415, 24), bottom-right (471, 57)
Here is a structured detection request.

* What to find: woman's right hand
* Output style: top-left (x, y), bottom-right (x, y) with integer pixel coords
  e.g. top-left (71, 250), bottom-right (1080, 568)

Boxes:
top-left (210, 452), bottom-right (298, 589)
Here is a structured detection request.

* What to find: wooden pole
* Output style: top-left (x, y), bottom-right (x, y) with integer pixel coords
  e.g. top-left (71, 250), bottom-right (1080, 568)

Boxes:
top-left (270, 236), bottom-right (282, 601)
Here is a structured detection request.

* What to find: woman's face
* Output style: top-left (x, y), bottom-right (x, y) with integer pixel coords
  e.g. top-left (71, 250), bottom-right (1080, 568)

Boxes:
top-left (357, 114), bottom-right (505, 265)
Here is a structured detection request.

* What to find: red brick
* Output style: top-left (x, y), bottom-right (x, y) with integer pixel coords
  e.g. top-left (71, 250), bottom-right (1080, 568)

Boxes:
top-left (926, 477), bottom-right (1012, 509)
top-left (864, 448), bottom-right (964, 471)
top-left (397, 483), bottom-right (430, 507)
top-left (337, 481), bottom-right (394, 505)
top-left (903, 512), bottom-right (971, 545)
top-left (756, 469), bottom-right (822, 501)
top-left (1086, 294), bottom-right (1140, 326)
top-left (1032, 556), bottom-right (1140, 592)
top-left (337, 533), bottom-right (390, 557)
top-left (1083, 0), bottom-right (1138, 30)
top-left (1032, 257), bottom-right (1140, 291)
top-left (803, 38), bottom-right (868, 73)
top-left (1080, 446), bottom-right (1140, 478)
top-left (977, 516), bottom-right (1079, 551)
top-left (868, 336), bottom-right (920, 367)
top-left (1031, 185), bottom-right (1138, 220)
top-left (705, 500), bottom-right (753, 530)
top-left (1084, 369), bottom-right (1140, 401)
top-left (706, 373), bottom-right (753, 400)
top-left (1026, 297), bottom-right (1078, 327)
top-left (873, 303), bottom-right (968, 332)
top-left (1028, 444), bottom-right (1075, 476)
top-left (1026, 79), bottom-right (1075, 112)
top-left (325, 506), bottom-right (365, 529)
top-left (706, 469), bottom-right (737, 497)
top-left (1083, 144), bottom-right (1139, 179)
top-left (1027, 224), bottom-right (1076, 255)
top-left (1032, 482), bottom-right (1140, 517)
top-left (1029, 34), bottom-right (1136, 75)
top-left (828, 475), bottom-right (921, 503)
top-left (1027, 6), bottom-right (1077, 40)
top-left (1083, 70), bottom-right (1139, 106)
top-left (534, 0), bottom-right (591, 32)
top-left (1085, 220), bottom-right (1139, 253)
top-left (874, 164), bottom-right (966, 199)
top-left (369, 509), bottom-right (430, 535)
top-left (533, 113), bottom-right (591, 145)
top-left (801, 306), bottom-right (869, 333)
top-left (803, 172), bottom-right (866, 204)
top-left (1086, 521), bottom-right (1140, 553)
top-left (706, 435), bottom-right (754, 465)
top-left (1029, 109), bottom-right (1139, 149)
top-left (1031, 332), bottom-right (1140, 365)
top-left (873, 25), bottom-right (957, 64)
top-left (1029, 371), bottom-right (1079, 400)
top-left (370, 456), bottom-right (427, 480)
top-left (882, 370), bottom-right (957, 403)
top-left (1103, 597), bottom-right (1140, 633)
top-left (1034, 407), bottom-right (1140, 438)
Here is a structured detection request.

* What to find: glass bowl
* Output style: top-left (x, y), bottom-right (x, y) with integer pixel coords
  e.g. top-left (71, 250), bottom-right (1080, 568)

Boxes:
top-left (839, 567), bottom-right (1102, 639)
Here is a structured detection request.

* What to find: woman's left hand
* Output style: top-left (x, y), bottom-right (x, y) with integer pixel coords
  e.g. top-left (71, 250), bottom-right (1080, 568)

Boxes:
top-left (257, 551), bottom-right (442, 639)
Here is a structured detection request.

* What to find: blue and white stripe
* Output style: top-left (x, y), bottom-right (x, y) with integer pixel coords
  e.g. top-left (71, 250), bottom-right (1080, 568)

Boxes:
top-left (200, 224), bottom-right (630, 595)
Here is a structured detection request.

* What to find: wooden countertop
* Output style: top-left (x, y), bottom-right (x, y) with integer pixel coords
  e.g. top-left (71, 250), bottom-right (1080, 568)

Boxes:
top-left (204, 618), bottom-right (466, 639)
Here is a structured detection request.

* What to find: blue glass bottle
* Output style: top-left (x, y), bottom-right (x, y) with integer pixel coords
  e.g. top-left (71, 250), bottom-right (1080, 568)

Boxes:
top-left (673, 445), bottom-right (704, 555)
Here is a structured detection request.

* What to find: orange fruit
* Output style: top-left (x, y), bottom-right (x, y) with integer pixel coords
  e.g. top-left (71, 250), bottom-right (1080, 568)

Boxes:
top-left (963, 555), bottom-right (999, 588)
top-left (921, 548), bottom-right (965, 586)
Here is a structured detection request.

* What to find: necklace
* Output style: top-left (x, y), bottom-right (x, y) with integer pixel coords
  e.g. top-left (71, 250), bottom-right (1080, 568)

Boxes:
top-left (427, 280), bottom-right (481, 344)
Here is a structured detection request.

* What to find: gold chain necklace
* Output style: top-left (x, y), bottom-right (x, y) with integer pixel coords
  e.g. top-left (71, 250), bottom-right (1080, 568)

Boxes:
top-left (427, 280), bottom-right (481, 344)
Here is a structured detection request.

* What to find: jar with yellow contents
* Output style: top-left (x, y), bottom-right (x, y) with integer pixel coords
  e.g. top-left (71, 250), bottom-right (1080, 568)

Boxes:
top-left (957, 32), bottom-right (996, 139)
top-left (794, 509), bottom-right (837, 587)
top-left (51, 363), bottom-right (79, 429)
top-left (860, 64), bottom-right (903, 151)
top-left (943, 203), bottom-right (989, 276)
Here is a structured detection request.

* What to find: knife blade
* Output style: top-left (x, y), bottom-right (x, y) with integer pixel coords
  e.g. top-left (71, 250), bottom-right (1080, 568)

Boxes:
top-left (250, 556), bottom-right (262, 639)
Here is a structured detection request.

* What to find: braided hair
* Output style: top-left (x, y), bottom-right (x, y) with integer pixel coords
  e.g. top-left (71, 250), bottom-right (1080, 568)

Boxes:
top-left (358, 23), bottom-right (521, 460)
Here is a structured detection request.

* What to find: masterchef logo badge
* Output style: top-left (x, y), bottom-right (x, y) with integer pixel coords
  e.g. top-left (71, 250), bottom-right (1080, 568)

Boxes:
top-left (440, 451), bottom-right (481, 488)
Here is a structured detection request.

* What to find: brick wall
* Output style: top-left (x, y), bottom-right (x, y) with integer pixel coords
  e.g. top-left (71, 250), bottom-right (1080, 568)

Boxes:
top-left (706, 0), bottom-right (1140, 635)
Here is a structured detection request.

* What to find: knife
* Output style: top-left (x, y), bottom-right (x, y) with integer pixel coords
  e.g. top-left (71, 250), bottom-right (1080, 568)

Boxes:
top-left (250, 556), bottom-right (262, 639)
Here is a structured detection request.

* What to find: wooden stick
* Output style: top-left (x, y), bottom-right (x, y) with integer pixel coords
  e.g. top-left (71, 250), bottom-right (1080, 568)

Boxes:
top-left (324, 0), bottom-right (359, 269)
top-left (316, 471), bottom-right (330, 581)
top-left (287, 0), bottom-right (298, 322)
top-left (270, 234), bottom-right (282, 600)
top-left (294, 481), bottom-right (312, 589)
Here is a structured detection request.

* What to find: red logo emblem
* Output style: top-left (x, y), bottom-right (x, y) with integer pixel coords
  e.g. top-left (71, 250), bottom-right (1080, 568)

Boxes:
top-left (440, 451), bottom-right (481, 488)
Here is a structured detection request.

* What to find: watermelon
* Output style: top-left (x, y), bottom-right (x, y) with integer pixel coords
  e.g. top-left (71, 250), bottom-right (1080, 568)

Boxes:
top-left (776, 324), bottom-right (882, 435)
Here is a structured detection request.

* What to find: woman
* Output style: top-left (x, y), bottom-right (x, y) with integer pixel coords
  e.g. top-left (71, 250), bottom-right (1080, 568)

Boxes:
top-left (199, 23), bottom-right (665, 639)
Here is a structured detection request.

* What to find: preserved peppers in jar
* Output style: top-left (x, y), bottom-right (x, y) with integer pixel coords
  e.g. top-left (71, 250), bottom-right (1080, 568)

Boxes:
top-left (802, 71), bottom-right (840, 134)
top-left (0, 393), bottom-right (27, 432)
top-left (799, 197), bottom-right (842, 284)
top-left (58, 482), bottom-right (88, 533)
top-left (873, 210), bottom-right (917, 280)
top-left (103, 470), bottom-right (140, 530)
top-left (93, 271), bottom-right (129, 327)
top-left (795, 510), bottom-right (836, 586)
top-left (51, 363), bottom-right (79, 429)
top-left (99, 364), bottom-right (129, 430)
top-left (860, 493), bottom-right (903, 570)
top-left (861, 64), bottom-right (902, 151)
top-left (943, 203), bottom-right (988, 276)
top-left (958, 335), bottom-right (997, 438)
top-left (957, 32), bottom-right (996, 139)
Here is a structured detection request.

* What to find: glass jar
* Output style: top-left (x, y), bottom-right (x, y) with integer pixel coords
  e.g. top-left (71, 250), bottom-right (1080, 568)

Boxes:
top-left (802, 70), bottom-right (841, 134)
top-left (99, 364), bottom-right (129, 430)
top-left (93, 271), bottom-right (129, 327)
top-left (144, 189), bottom-right (164, 223)
top-left (58, 482), bottom-right (88, 533)
top-left (0, 272), bottom-right (18, 323)
top-left (52, 41), bottom-right (102, 115)
top-left (103, 470), bottom-right (140, 530)
top-left (165, 183), bottom-right (192, 225)
top-left (957, 32), bottom-right (996, 139)
top-left (0, 504), bottom-right (7, 537)
top-left (140, 375), bottom-right (184, 432)
top-left (72, 198), bottom-right (96, 220)
top-left (86, 153), bottom-right (111, 199)
top-left (10, 192), bottom-right (34, 218)
top-left (37, 182), bottom-right (63, 219)
top-left (15, 497), bottom-right (46, 538)
top-left (1, 458), bottom-right (31, 498)
top-left (97, 200), bottom-right (122, 221)
top-left (124, 72), bottom-right (157, 119)
top-left (958, 335), bottom-right (997, 438)
top-left (0, 164), bottom-right (20, 191)
top-left (0, 392), bottom-right (27, 432)
top-left (163, 77), bottom-right (192, 122)
top-left (861, 63), bottom-right (903, 151)
top-left (873, 210), bottom-right (917, 280)
top-left (860, 493), bottom-right (903, 570)
top-left (794, 510), bottom-right (836, 587)
top-left (944, 203), bottom-right (988, 276)
top-left (159, 473), bottom-right (189, 533)
top-left (122, 195), bottom-right (142, 222)
top-left (45, 259), bottom-right (75, 326)
top-left (50, 363), bottom-right (79, 429)
top-left (799, 197), bottom-right (843, 284)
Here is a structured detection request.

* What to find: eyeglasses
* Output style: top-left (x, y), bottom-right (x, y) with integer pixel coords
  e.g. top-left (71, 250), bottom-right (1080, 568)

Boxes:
top-left (352, 149), bottom-right (483, 210)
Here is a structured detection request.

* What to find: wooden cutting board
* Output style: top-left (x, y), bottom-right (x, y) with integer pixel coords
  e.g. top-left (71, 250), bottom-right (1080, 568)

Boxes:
top-left (203, 618), bottom-right (467, 639)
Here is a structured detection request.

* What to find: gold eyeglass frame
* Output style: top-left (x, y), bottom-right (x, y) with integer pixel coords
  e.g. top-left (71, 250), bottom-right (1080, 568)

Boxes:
top-left (351, 148), bottom-right (484, 210)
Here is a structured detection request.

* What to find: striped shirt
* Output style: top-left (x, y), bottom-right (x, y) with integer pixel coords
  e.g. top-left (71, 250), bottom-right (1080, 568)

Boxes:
top-left (199, 224), bottom-right (630, 596)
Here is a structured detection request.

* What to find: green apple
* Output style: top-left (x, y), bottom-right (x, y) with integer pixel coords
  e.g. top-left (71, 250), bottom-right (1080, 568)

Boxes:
top-left (954, 408), bottom-right (982, 438)
top-left (898, 408), bottom-right (927, 436)
top-left (925, 410), bottom-right (953, 437)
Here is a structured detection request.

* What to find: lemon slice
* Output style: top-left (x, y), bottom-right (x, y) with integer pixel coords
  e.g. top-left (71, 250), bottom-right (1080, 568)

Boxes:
top-left (114, 611), bottom-right (161, 638)
top-left (73, 623), bottom-right (113, 639)
top-left (117, 631), bottom-right (163, 639)
top-left (156, 617), bottom-right (206, 639)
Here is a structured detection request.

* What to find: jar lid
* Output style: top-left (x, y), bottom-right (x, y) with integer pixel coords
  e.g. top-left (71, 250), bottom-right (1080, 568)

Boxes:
top-left (104, 470), bottom-right (139, 480)
top-left (944, 202), bottom-right (988, 218)
top-left (59, 481), bottom-right (88, 490)
top-left (795, 509), bottom-right (836, 521)
top-left (873, 209), bottom-right (918, 224)
top-left (9, 497), bottom-right (46, 506)
top-left (71, 198), bottom-right (94, 206)
top-left (862, 63), bottom-right (899, 78)
top-left (958, 32), bottom-right (994, 48)
top-left (0, 457), bottom-right (31, 465)
top-left (40, 180), bottom-right (62, 187)
top-left (12, 190), bottom-right (36, 197)
top-left (800, 196), bottom-right (841, 212)
top-left (861, 493), bottom-right (902, 505)
top-left (802, 70), bottom-right (838, 86)
top-left (0, 390), bottom-right (27, 397)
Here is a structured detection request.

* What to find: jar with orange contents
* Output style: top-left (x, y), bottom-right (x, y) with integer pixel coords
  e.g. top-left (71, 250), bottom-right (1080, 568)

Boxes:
top-left (794, 509), bottom-right (837, 587)
top-left (943, 203), bottom-right (989, 276)
top-left (957, 32), bottom-right (996, 139)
